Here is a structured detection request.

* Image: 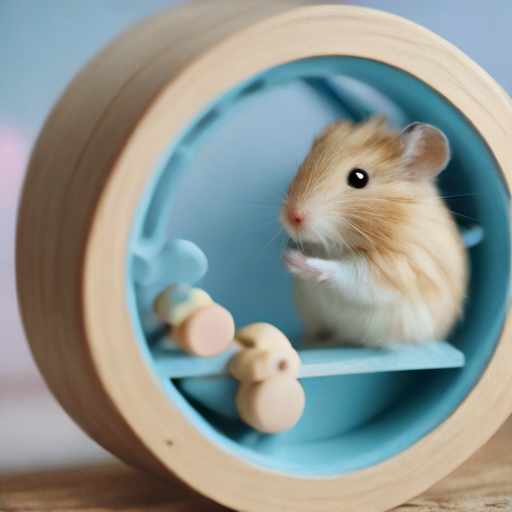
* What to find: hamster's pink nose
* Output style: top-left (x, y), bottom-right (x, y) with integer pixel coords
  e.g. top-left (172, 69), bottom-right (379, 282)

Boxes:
top-left (288, 208), bottom-right (305, 225)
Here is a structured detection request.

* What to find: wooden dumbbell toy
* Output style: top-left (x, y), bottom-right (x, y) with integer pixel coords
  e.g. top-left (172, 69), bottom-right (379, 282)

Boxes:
top-left (154, 284), bottom-right (235, 357)
top-left (229, 323), bottom-right (305, 434)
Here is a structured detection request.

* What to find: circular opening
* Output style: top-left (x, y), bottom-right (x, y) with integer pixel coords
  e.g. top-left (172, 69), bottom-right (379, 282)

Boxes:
top-left (127, 57), bottom-right (510, 476)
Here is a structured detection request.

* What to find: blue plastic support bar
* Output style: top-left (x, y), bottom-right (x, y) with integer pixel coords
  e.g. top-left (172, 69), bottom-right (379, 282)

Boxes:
top-left (153, 340), bottom-right (464, 380)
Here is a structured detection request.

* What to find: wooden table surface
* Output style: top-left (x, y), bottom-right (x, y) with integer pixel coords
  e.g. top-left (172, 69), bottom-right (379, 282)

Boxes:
top-left (2, 417), bottom-right (512, 512)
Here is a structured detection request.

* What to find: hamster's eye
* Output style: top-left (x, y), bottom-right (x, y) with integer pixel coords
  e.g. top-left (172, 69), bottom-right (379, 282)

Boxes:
top-left (347, 167), bottom-right (369, 189)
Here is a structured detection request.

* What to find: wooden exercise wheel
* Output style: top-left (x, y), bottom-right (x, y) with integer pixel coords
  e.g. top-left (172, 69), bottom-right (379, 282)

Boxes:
top-left (16, 3), bottom-right (512, 512)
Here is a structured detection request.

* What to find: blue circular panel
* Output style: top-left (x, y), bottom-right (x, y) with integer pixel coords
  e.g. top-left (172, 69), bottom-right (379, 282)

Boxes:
top-left (126, 57), bottom-right (510, 475)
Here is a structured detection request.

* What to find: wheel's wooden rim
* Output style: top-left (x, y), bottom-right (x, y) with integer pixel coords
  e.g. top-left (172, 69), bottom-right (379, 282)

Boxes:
top-left (17, 4), bottom-right (512, 512)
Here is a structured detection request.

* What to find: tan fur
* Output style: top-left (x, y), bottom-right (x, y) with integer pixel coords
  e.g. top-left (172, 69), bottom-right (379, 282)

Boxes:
top-left (281, 117), bottom-right (468, 347)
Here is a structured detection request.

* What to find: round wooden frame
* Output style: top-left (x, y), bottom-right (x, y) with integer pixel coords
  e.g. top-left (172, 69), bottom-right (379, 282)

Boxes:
top-left (16, 3), bottom-right (512, 511)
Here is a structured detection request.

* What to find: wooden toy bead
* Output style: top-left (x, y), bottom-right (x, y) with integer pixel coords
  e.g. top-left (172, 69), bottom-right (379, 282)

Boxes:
top-left (154, 285), bottom-right (235, 357)
top-left (235, 322), bottom-right (293, 351)
top-left (229, 323), bottom-right (301, 382)
top-left (236, 376), bottom-right (306, 434)
top-left (229, 322), bottom-right (304, 433)
top-left (154, 285), bottom-right (213, 326)
top-left (174, 303), bottom-right (235, 358)
top-left (229, 346), bottom-right (301, 382)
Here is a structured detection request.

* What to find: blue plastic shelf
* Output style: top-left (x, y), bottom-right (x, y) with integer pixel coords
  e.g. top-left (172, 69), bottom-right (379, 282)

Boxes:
top-left (153, 341), bottom-right (464, 380)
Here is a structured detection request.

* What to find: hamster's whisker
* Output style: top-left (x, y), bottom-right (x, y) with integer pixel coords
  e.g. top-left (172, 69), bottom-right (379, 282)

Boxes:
top-left (267, 234), bottom-right (292, 285)
top-left (345, 220), bottom-right (382, 246)
top-left (412, 194), bottom-right (480, 202)
top-left (323, 225), bottom-right (355, 257)
top-left (226, 210), bottom-right (281, 223)
top-left (341, 240), bottom-right (355, 257)
top-left (285, 139), bottom-right (303, 167)
top-left (345, 209), bottom-right (390, 219)
top-left (331, 215), bottom-right (377, 248)
top-left (236, 177), bottom-right (285, 204)
top-left (463, 291), bottom-right (474, 306)
top-left (225, 219), bottom-right (281, 240)
top-left (281, 234), bottom-right (291, 256)
top-left (328, 232), bottom-right (353, 257)
top-left (238, 129), bottom-right (289, 199)
top-left (449, 210), bottom-right (478, 222)
top-left (251, 227), bottom-right (284, 269)
top-left (248, 160), bottom-right (288, 199)
top-left (252, 187), bottom-right (285, 204)
top-left (341, 197), bottom-right (418, 204)
top-left (237, 212), bottom-right (282, 225)
top-left (292, 236), bottom-right (306, 255)
top-left (346, 211), bottom-right (404, 226)
top-left (229, 199), bottom-right (282, 208)
top-left (435, 193), bottom-right (480, 199)
top-left (241, 214), bottom-right (284, 225)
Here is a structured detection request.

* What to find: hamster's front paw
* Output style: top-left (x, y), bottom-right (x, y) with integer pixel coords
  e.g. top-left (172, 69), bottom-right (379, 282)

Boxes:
top-left (283, 250), bottom-right (335, 283)
top-left (283, 250), bottom-right (312, 277)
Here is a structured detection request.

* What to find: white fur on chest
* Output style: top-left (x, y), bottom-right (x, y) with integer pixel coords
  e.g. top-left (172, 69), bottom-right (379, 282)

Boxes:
top-left (293, 256), bottom-right (436, 347)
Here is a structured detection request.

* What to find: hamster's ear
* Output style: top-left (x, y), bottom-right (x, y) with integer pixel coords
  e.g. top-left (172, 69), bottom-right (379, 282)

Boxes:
top-left (401, 123), bottom-right (450, 180)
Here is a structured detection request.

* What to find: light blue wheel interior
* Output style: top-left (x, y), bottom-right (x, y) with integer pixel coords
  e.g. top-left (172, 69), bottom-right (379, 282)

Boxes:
top-left (126, 57), bottom-right (511, 476)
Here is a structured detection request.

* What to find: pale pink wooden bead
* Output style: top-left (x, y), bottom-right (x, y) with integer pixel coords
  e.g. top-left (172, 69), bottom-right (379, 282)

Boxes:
top-left (175, 304), bottom-right (235, 358)
top-left (236, 376), bottom-right (306, 434)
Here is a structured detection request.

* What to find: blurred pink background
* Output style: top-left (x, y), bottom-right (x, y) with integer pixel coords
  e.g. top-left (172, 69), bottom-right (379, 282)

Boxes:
top-left (0, 124), bottom-right (29, 382)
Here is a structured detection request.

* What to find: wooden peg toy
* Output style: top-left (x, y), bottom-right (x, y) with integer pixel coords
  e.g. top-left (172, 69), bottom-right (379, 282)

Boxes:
top-left (154, 284), bottom-right (234, 358)
top-left (229, 323), bottom-right (305, 433)
top-left (229, 322), bottom-right (301, 381)
top-left (236, 376), bottom-right (306, 434)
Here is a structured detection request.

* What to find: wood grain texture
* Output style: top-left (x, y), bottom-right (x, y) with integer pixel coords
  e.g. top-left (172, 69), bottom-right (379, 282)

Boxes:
top-left (0, 464), bottom-right (228, 512)
top-left (2, 416), bottom-right (512, 512)
top-left (15, 2), bottom-right (512, 512)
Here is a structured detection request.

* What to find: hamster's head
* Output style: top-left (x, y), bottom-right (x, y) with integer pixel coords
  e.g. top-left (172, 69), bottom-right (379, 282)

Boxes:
top-left (281, 117), bottom-right (451, 256)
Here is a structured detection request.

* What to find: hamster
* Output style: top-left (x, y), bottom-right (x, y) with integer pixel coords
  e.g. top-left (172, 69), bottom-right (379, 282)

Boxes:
top-left (280, 117), bottom-right (468, 348)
